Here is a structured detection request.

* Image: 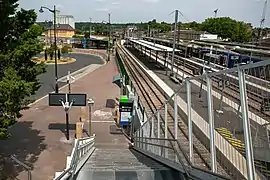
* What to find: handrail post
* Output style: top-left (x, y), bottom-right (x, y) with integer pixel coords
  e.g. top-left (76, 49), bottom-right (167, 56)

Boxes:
top-left (10, 155), bottom-right (32, 180)
top-left (151, 116), bottom-right (154, 138)
top-left (186, 79), bottom-right (194, 165)
top-left (142, 106), bottom-right (145, 122)
top-left (174, 93), bottom-right (178, 139)
top-left (238, 67), bottom-right (255, 180)
top-left (206, 75), bottom-right (217, 173)
top-left (157, 111), bottom-right (161, 156)
top-left (165, 102), bottom-right (168, 158)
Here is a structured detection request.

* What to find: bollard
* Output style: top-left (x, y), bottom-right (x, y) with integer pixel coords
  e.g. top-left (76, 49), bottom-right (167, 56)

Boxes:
top-left (116, 107), bottom-right (120, 124)
top-left (76, 121), bottom-right (83, 139)
top-left (80, 107), bottom-right (87, 121)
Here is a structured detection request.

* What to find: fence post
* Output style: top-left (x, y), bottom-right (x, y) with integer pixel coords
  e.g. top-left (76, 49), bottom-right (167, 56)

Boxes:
top-left (186, 80), bottom-right (194, 164)
top-left (157, 111), bottom-right (161, 155)
top-left (206, 75), bottom-right (217, 173)
top-left (238, 67), bottom-right (256, 180)
top-left (174, 93), bottom-right (178, 139)
top-left (151, 116), bottom-right (154, 138)
top-left (151, 116), bottom-right (155, 151)
top-left (165, 102), bottom-right (168, 158)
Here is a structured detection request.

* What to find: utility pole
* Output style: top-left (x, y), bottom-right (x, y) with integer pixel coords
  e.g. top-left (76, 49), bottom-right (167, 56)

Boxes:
top-left (147, 24), bottom-right (150, 37)
top-left (107, 13), bottom-right (111, 62)
top-left (177, 22), bottom-right (180, 43)
top-left (53, 5), bottom-right (58, 93)
top-left (170, 10), bottom-right (178, 76)
top-left (89, 17), bottom-right (92, 39)
top-left (214, 9), bottom-right (218, 18)
top-left (258, 0), bottom-right (267, 45)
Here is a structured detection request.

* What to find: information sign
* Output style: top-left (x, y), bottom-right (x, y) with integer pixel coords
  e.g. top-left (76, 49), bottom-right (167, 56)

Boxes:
top-left (119, 101), bottom-right (133, 125)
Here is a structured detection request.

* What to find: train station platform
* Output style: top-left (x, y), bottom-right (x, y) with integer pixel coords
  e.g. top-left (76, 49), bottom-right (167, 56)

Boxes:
top-left (51, 54), bottom-right (192, 180)
top-left (124, 45), bottom-right (269, 179)
top-left (0, 53), bottom-right (128, 179)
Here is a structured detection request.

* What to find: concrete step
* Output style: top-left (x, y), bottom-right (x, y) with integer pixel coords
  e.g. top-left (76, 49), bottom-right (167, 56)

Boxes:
top-left (76, 148), bottom-right (185, 180)
top-left (82, 148), bottom-right (167, 170)
top-left (76, 169), bottom-right (184, 180)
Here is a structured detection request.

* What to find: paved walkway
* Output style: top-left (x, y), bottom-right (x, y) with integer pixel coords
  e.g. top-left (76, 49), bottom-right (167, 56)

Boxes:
top-left (0, 51), bottom-right (128, 179)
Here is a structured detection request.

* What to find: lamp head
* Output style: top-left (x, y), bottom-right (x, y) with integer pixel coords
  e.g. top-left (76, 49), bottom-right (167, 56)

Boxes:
top-left (39, 7), bottom-right (44, 13)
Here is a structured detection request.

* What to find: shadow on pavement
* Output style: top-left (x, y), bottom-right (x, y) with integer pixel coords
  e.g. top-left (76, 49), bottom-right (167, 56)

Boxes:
top-left (48, 123), bottom-right (76, 135)
top-left (0, 121), bottom-right (46, 179)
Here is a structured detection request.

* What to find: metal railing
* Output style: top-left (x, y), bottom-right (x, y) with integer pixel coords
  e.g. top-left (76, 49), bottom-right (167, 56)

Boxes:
top-left (54, 136), bottom-right (95, 180)
top-left (10, 155), bottom-right (32, 180)
top-left (126, 42), bottom-right (270, 180)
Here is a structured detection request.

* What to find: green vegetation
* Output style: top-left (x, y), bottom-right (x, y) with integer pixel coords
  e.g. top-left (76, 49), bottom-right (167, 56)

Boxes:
top-left (0, 0), bottom-right (46, 139)
top-left (61, 46), bottom-right (69, 54)
top-left (200, 17), bottom-right (252, 42)
top-left (70, 17), bottom-right (253, 42)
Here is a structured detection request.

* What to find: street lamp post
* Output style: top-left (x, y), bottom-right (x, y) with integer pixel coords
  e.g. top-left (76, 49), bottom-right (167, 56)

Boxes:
top-left (108, 13), bottom-right (111, 62)
top-left (88, 98), bottom-right (95, 136)
top-left (102, 15), bottom-right (111, 62)
top-left (39, 5), bottom-right (59, 93)
top-left (170, 10), bottom-right (178, 76)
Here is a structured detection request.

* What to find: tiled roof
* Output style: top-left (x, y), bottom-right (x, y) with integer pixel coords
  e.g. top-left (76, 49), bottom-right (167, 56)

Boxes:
top-left (47, 24), bottom-right (75, 31)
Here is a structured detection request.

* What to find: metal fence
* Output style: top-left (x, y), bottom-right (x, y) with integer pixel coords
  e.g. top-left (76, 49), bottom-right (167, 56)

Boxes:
top-left (132, 58), bottom-right (270, 180)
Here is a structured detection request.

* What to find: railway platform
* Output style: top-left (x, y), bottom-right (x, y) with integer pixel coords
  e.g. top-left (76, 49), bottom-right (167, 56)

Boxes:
top-left (51, 41), bottom-right (270, 180)
top-left (52, 53), bottom-right (201, 180)
top-left (118, 41), bottom-right (270, 179)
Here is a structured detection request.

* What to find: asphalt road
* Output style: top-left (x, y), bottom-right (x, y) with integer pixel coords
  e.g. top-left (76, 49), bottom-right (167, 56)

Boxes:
top-left (33, 53), bottom-right (103, 100)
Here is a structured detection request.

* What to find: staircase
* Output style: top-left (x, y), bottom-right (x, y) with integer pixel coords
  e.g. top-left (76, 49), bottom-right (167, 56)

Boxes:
top-left (75, 148), bottom-right (184, 180)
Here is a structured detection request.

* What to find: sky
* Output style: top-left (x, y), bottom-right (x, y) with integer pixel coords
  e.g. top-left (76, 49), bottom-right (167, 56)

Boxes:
top-left (19, 0), bottom-right (270, 27)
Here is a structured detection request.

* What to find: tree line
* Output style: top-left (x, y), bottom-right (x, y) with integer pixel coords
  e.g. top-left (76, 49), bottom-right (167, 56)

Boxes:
top-left (0, 1), bottom-right (46, 139)
top-left (74, 17), bottom-right (255, 43)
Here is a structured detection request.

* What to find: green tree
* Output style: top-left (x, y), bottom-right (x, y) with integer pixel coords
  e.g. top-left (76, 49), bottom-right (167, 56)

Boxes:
top-left (61, 45), bottom-right (69, 54)
top-left (201, 17), bottom-right (252, 42)
top-left (180, 21), bottom-right (202, 30)
top-left (0, 1), bottom-right (46, 139)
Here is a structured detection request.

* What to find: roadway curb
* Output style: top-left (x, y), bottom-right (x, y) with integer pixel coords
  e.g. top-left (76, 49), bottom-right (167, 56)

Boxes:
top-left (27, 51), bottom-right (108, 107)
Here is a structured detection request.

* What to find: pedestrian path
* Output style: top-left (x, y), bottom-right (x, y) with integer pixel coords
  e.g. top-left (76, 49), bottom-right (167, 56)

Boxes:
top-left (0, 53), bottom-right (122, 180)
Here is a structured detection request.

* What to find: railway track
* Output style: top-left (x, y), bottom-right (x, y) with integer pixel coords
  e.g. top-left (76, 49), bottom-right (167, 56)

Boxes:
top-left (137, 46), bottom-right (270, 120)
top-left (176, 57), bottom-right (270, 120)
top-left (117, 43), bottom-right (229, 177)
top-left (124, 42), bottom-right (270, 179)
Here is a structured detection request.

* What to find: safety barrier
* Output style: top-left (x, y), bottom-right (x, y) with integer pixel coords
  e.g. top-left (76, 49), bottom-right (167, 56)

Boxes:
top-left (121, 41), bottom-right (270, 180)
top-left (53, 136), bottom-right (96, 180)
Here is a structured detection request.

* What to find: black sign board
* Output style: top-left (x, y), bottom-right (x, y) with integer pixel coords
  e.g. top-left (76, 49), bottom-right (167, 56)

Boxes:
top-left (49, 93), bottom-right (66, 106)
top-left (49, 93), bottom-right (87, 106)
top-left (68, 93), bottom-right (87, 106)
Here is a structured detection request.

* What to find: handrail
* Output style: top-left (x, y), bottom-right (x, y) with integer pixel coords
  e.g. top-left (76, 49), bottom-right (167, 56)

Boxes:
top-left (54, 136), bottom-right (96, 180)
top-left (133, 136), bottom-right (191, 177)
top-left (54, 167), bottom-right (72, 180)
top-left (10, 155), bottom-right (32, 180)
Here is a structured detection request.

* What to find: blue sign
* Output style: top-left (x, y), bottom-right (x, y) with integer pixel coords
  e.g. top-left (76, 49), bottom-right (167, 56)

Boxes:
top-left (119, 101), bottom-right (133, 125)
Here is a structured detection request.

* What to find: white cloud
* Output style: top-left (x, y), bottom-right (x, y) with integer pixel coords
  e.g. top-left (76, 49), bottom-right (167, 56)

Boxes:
top-left (95, 0), bottom-right (106, 2)
top-left (56, 4), bottom-right (64, 9)
top-left (142, 0), bottom-right (160, 3)
top-left (95, 8), bottom-right (109, 12)
top-left (111, 2), bottom-right (120, 5)
top-left (111, 5), bottom-right (120, 9)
